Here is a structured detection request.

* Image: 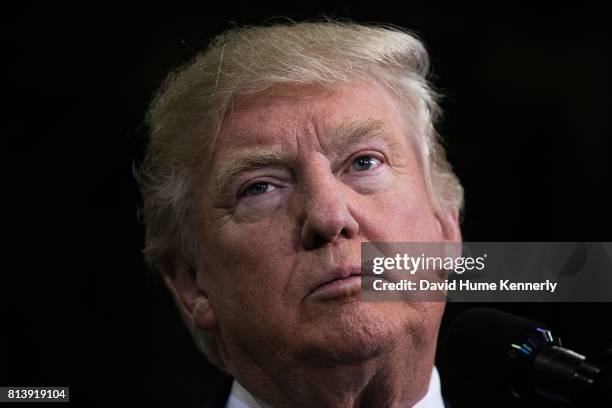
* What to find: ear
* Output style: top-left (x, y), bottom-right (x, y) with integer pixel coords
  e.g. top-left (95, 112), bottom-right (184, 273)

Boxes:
top-left (158, 255), bottom-right (217, 331)
top-left (436, 208), bottom-right (462, 243)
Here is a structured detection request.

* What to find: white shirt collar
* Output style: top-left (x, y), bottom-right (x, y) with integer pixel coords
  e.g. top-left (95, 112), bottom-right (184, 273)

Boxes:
top-left (226, 366), bottom-right (444, 408)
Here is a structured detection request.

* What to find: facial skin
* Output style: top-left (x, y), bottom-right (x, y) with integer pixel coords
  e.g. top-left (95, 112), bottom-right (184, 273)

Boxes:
top-left (165, 78), bottom-right (461, 407)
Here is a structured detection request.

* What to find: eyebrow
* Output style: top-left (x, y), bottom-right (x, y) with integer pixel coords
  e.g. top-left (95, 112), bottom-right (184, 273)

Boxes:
top-left (333, 119), bottom-right (402, 151)
top-left (212, 119), bottom-right (401, 197)
top-left (213, 147), bottom-right (285, 197)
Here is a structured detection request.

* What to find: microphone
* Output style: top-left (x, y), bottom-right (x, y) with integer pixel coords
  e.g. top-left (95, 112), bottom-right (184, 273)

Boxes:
top-left (444, 308), bottom-right (611, 406)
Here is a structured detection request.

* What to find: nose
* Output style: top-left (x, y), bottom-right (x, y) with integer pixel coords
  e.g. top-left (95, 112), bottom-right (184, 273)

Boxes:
top-left (299, 170), bottom-right (359, 250)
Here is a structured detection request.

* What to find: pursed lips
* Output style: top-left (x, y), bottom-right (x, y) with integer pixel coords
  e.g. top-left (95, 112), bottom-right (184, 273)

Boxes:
top-left (305, 265), bottom-right (363, 300)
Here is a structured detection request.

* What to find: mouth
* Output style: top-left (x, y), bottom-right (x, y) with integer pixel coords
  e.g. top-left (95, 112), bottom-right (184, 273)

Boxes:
top-left (306, 265), bottom-right (362, 301)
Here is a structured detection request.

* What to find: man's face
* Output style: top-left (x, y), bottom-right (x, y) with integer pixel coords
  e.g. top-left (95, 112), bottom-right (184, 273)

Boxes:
top-left (192, 79), bottom-right (459, 372)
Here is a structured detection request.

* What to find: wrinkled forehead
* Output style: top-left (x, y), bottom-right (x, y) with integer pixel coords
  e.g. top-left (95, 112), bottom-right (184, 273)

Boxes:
top-left (212, 80), bottom-right (415, 161)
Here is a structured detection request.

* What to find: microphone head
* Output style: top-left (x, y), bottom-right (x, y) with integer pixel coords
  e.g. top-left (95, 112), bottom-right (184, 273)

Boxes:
top-left (444, 308), bottom-right (559, 399)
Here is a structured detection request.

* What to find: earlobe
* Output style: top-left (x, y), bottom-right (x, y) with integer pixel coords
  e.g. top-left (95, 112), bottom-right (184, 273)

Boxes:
top-left (192, 297), bottom-right (217, 330)
top-left (160, 256), bottom-right (217, 331)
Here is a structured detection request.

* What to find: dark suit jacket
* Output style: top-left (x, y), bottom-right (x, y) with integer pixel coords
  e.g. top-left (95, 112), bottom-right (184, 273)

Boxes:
top-left (204, 375), bottom-right (234, 408)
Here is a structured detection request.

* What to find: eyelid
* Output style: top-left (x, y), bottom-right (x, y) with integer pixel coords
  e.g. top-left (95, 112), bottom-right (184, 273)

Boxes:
top-left (345, 151), bottom-right (387, 173)
top-left (236, 177), bottom-right (285, 199)
top-left (240, 181), bottom-right (277, 198)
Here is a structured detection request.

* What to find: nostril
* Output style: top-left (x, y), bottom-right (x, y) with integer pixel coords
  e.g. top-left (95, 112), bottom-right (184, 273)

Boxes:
top-left (311, 234), bottom-right (328, 249)
top-left (305, 227), bottom-right (352, 250)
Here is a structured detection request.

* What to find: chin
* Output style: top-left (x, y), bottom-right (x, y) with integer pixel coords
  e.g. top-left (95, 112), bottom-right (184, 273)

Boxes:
top-left (296, 300), bottom-right (427, 366)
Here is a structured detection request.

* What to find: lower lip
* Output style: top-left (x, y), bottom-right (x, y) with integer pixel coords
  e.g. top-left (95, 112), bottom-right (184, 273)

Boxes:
top-left (309, 275), bottom-right (361, 301)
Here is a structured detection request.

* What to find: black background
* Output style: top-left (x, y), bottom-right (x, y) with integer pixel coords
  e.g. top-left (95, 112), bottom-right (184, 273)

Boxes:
top-left (2, 3), bottom-right (611, 407)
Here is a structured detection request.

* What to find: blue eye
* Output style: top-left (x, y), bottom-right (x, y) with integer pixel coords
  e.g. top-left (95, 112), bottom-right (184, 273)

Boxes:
top-left (242, 182), bottom-right (276, 197)
top-left (351, 156), bottom-right (380, 172)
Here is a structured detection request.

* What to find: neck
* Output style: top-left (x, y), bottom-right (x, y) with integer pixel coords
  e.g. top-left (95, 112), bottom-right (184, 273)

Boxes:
top-left (226, 337), bottom-right (436, 408)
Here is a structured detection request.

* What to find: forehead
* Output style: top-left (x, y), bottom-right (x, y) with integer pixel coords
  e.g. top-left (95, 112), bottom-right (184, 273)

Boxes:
top-left (216, 79), bottom-right (411, 153)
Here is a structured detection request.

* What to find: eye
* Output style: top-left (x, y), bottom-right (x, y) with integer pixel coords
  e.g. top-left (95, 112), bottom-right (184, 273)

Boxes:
top-left (241, 182), bottom-right (277, 197)
top-left (351, 155), bottom-right (381, 172)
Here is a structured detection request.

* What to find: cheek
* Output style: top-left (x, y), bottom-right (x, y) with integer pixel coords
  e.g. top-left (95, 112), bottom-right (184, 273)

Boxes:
top-left (198, 222), bottom-right (304, 355)
top-left (360, 182), bottom-right (440, 242)
top-left (199, 217), bottom-right (297, 311)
